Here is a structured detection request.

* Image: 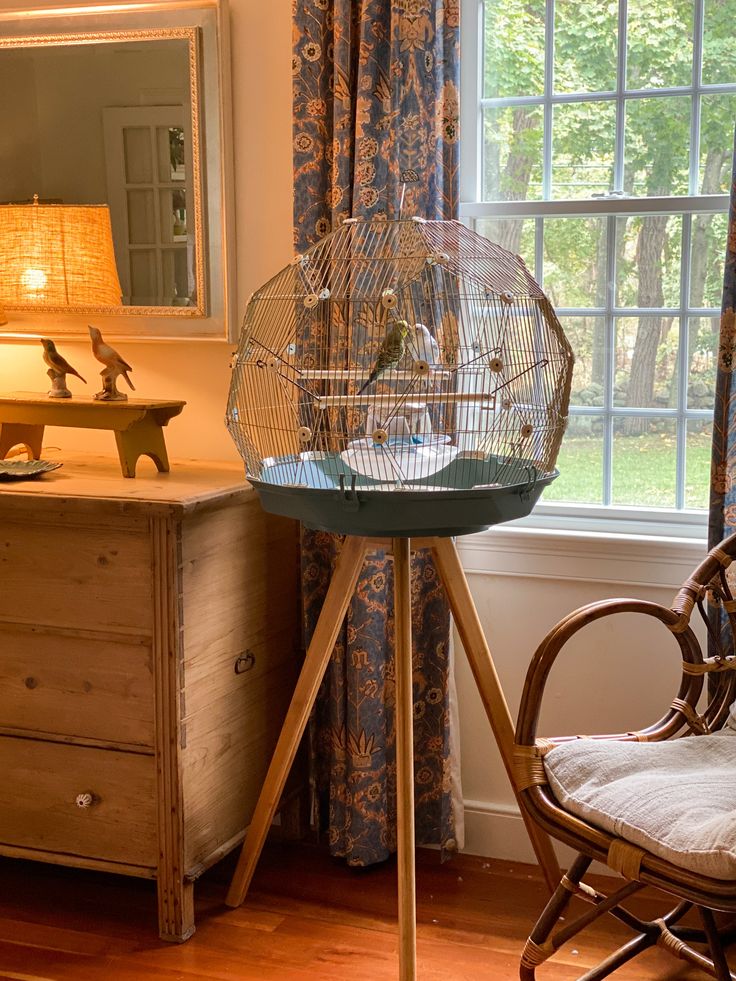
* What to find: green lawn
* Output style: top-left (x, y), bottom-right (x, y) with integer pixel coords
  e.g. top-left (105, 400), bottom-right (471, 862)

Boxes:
top-left (544, 429), bottom-right (711, 509)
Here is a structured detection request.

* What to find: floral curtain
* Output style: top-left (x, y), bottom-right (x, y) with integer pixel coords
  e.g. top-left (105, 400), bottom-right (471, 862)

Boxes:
top-left (293, 0), bottom-right (461, 866)
top-left (709, 129), bottom-right (736, 666)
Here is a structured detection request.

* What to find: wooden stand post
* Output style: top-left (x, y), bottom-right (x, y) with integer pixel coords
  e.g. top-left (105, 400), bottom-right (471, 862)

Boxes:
top-left (225, 535), bottom-right (562, 978)
top-left (393, 537), bottom-right (417, 980)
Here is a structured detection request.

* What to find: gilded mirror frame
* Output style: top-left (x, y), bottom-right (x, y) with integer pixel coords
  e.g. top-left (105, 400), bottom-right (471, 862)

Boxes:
top-left (0, 0), bottom-right (234, 341)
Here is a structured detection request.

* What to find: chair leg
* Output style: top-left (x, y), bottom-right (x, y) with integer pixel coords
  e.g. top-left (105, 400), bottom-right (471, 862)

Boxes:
top-left (578, 933), bottom-right (657, 981)
top-left (699, 906), bottom-right (735, 981)
top-left (520, 854), bottom-right (592, 980)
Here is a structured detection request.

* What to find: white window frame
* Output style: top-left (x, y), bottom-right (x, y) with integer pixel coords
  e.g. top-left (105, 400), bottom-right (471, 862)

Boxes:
top-left (459, 0), bottom-right (733, 539)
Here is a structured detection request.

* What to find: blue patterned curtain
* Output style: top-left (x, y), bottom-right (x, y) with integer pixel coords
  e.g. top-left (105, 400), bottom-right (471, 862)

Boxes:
top-left (709, 129), bottom-right (736, 663)
top-left (293, 0), bottom-right (461, 866)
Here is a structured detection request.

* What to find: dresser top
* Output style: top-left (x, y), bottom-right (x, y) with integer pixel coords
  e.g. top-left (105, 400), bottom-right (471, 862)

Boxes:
top-left (0, 453), bottom-right (254, 514)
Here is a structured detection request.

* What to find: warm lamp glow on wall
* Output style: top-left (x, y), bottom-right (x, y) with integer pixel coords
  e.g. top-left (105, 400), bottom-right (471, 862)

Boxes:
top-left (0, 196), bottom-right (122, 310)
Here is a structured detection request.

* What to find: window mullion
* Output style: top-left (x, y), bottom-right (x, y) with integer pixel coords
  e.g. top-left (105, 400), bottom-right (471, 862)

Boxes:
top-left (542, 0), bottom-right (555, 200)
top-left (535, 216), bottom-right (544, 284)
top-left (481, 81), bottom-right (736, 109)
top-left (459, 195), bottom-right (730, 219)
top-left (614, 0), bottom-right (628, 192)
top-left (459, 0), bottom-right (483, 202)
top-left (689, 0), bottom-right (705, 195)
top-left (676, 214), bottom-right (694, 509)
top-left (603, 214), bottom-right (618, 505)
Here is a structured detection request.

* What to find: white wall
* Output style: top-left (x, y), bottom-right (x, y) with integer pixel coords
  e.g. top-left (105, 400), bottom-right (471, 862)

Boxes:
top-left (0, 0), bottom-right (294, 464)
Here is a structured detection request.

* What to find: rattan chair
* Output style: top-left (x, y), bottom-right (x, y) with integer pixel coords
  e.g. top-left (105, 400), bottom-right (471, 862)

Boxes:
top-left (514, 535), bottom-right (736, 980)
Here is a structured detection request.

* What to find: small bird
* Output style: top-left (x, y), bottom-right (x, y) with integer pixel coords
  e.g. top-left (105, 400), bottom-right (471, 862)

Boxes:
top-left (40, 338), bottom-right (86, 384)
top-left (88, 325), bottom-right (135, 390)
top-left (358, 319), bottom-right (410, 394)
top-left (406, 322), bottom-right (440, 365)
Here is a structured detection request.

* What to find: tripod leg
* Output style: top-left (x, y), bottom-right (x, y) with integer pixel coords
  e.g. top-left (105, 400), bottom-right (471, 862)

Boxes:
top-left (393, 537), bottom-right (417, 981)
top-left (225, 535), bottom-right (368, 908)
top-left (431, 537), bottom-right (562, 894)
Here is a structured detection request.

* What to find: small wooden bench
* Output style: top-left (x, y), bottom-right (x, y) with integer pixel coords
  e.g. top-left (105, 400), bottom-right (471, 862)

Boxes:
top-left (0, 393), bottom-right (186, 477)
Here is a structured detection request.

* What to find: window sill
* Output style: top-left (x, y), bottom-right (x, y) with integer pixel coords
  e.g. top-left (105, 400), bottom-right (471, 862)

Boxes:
top-left (457, 515), bottom-right (707, 590)
top-left (507, 501), bottom-right (708, 543)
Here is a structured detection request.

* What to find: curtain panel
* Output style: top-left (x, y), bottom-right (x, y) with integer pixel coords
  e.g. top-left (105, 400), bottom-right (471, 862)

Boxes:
top-left (292, 0), bottom-right (461, 866)
top-left (709, 129), bottom-right (736, 665)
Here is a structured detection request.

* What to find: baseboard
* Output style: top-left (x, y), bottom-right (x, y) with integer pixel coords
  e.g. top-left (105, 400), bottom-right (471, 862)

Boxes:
top-left (462, 798), bottom-right (593, 872)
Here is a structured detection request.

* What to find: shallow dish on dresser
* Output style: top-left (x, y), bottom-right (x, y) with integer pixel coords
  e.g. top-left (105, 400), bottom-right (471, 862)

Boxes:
top-left (0, 459), bottom-right (62, 480)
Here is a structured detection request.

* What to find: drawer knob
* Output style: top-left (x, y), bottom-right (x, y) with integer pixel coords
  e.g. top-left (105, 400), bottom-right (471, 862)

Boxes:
top-left (234, 651), bottom-right (256, 675)
top-left (75, 792), bottom-right (99, 809)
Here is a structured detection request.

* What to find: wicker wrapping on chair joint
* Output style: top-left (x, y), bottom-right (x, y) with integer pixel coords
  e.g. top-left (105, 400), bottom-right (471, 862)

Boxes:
top-left (668, 615), bottom-right (693, 634)
top-left (561, 873), bottom-right (599, 902)
top-left (710, 546), bottom-right (732, 568)
top-left (669, 579), bottom-right (708, 633)
top-left (682, 654), bottom-right (736, 675)
top-left (513, 740), bottom-right (555, 790)
top-left (671, 696), bottom-right (710, 734)
top-left (654, 919), bottom-right (689, 959)
top-left (520, 938), bottom-right (555, 969)
top-left (607, 839), bottom-right (645, 880)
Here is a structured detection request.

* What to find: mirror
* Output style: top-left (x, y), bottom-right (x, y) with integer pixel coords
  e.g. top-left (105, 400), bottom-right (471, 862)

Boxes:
top-left (0, 1), bottom-right (234, 339)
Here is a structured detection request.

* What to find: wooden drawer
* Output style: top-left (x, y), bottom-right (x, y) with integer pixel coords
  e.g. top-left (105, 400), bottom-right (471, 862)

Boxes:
top-left (0, 626), bottom-right (154, 748)
top-left (0, 737), bottom-right (157, 868)
top-left (182, 641), bottom-right (297, 870)
top-left (0, 519), bottom-right (152, 632)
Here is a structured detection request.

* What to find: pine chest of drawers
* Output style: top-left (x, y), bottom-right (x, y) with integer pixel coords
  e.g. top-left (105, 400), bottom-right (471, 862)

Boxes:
top-left (0, 455), bottom-right (299, 941)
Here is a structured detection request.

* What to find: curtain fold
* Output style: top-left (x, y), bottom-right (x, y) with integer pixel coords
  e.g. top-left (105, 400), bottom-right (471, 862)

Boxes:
top-left (293, 0), bottom-right (461, 866)
top-left (709, 128), bottom-right (736, 664)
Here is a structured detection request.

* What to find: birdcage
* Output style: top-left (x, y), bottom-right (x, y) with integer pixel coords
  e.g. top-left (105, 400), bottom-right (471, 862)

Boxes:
top-left (226, 217), bottom-right (574, 537)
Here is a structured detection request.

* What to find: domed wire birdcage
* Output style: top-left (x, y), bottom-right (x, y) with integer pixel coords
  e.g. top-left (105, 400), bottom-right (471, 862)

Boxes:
top-left (226, 217), bottom-right (574, 537)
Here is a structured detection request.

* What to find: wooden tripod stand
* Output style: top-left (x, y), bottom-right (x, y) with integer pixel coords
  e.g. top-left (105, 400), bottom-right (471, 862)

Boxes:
top-left (225, 535), bottom-right (561, 979)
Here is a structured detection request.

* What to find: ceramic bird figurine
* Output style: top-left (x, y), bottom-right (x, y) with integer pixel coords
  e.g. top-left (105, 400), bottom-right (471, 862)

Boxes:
top-left (358, 319), bottom-right (410, 394)
top-left (40, 337), bottom-right (86, 399)
top-left (406, 322), bottom-right (440, 365)
top-left (88, 325), bottom-right (135, 401)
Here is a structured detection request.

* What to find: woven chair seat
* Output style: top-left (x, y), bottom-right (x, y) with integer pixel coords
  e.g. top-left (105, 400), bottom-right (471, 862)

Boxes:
top-left (544, 720), bottom-right (736, 879)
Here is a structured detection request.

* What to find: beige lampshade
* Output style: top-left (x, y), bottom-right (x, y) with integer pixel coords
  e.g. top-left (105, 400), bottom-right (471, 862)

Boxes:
top-left (0, 200), bottom-right (122, 307)
top-left (0, 304), bottom-right (6, 326)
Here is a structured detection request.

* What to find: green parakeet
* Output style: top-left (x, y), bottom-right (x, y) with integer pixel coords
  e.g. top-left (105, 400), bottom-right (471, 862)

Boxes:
top-left (358, 320), bottom-right (410, 394)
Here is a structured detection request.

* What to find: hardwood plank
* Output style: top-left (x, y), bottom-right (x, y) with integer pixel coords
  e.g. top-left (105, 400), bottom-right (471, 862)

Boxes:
top-left (0, 845), bottom-right (717, 980)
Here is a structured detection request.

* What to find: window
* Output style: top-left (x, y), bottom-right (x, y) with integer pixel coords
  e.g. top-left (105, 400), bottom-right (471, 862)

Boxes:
top-left (460, 0), bottom-right (735, 524)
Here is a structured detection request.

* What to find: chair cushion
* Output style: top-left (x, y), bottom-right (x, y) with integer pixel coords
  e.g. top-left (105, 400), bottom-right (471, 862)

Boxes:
top-left (543, 723), bottom-right (736, 879)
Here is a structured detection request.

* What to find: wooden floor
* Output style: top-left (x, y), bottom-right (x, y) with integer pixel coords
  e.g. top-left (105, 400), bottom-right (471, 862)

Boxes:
top-left (0, 842), bottom-right (722, 980)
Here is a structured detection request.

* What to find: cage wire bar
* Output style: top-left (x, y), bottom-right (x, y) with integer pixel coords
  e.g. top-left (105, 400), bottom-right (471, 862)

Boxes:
top-left (227, 217), bottom-right (574, 537)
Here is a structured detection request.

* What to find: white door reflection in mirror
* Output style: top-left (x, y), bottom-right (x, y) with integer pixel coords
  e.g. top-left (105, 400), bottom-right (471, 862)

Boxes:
top-left (104, 106), bottom-right (196, 308)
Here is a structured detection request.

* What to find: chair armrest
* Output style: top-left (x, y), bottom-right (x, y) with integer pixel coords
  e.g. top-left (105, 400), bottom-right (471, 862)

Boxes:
top-left (515, 597), bottom-right (705, 755)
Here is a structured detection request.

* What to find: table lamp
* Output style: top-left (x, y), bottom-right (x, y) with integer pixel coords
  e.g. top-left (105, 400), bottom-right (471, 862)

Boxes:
top-left (0, 196), bottom-right (122, 309)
